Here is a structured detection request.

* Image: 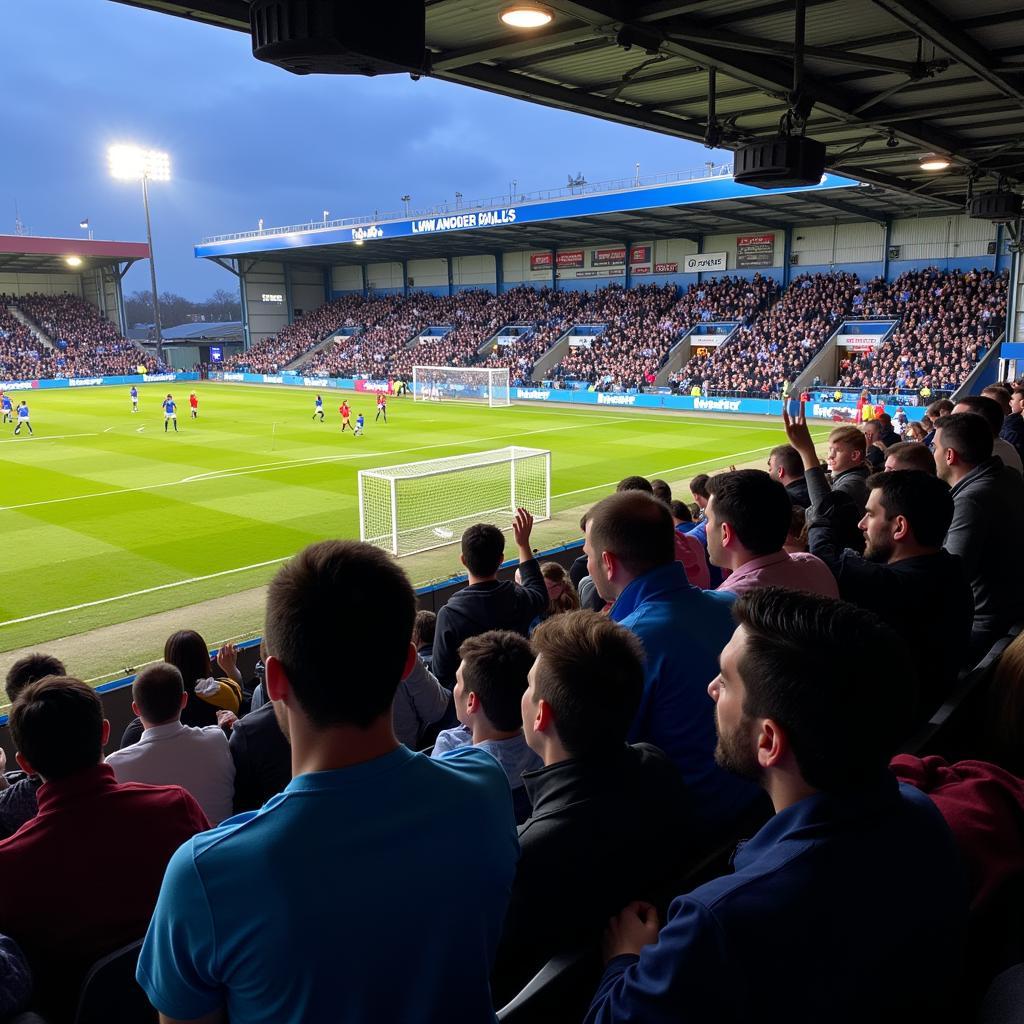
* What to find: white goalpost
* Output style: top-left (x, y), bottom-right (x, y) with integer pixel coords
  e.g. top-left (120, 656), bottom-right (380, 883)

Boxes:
top-left (358, 446), bottom-right (551, 557)
top-left (412, 365), bottom-right (511, 407)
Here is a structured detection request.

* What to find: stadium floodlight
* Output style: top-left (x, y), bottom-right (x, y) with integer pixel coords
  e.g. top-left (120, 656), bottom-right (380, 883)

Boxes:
top-left (359, 447), bottom-right (551, 557)
top-left (107, 144), bottom-right (171, 360)
top-left (500, 4), bottom-right (553, 29)
top-left (412, 365), bottom-right (511, 407)
top-left (65, 255), bottom-right (82, 267)
top-left (919, 153), bottom-right (951, 172)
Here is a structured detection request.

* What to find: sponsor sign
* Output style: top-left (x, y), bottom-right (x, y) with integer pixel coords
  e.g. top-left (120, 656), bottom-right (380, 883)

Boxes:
top-left (261, 293), bottom-right (284, 303)
top-left (694, 396), bottom-right (742, 411)
top-left (630, 245), bottom-right (652, 264)
top-left (410, 208), bottom-right (516, 235)
top-left (556, 250), bottom-right (584, 269)
top-left (224, 372), bottom-right (245, 381)
top-left (597, 393), bottom-right (636, 406)
top-left (654, 262), bottom-right (678, 273)
top-left (736, 233), bottom-right (775, 268)
top-left (632, 266), bottom-right (651, 274)
top-left (355, 379), bottom-right (394, 394)
top-left (530, 252), bottom-right (553, 270)
top-left (575, 269), bottom-right (624, 278)
top-left (263, 375), bottom-right (284, 384)
top-left (68, 377), bottom-right (105, 387)
top-left (209, 346), bottom-right (223, 362)
top-left (515, 388), bottom-right (550, 401)
top-left (591, 247), bottom-right (627, 267)
top-left (303, 377), bottom-right (325, 387)
top-left (351, 224), bottom-right (383, 242)
top-left (839, 338), bottom-right (883, 352)
top-left (143, 373), bottom-right (177, 383)
top-left (684, 252), bottom-right (728, 273)
top-left (0, 379), bottom-right (37, 390)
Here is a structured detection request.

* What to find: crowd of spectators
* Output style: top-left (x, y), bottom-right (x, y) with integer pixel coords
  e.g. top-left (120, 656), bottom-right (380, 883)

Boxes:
top-left (673, 272), bottom-right (860, 397)
top-left (836, 268), bottom-right (1008, 393)
top-left (1, 293), bottom-right (161, 380)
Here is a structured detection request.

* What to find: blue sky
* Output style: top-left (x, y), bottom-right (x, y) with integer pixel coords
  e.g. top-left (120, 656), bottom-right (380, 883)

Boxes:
top-left (3, 0), bottom-right (723, 299)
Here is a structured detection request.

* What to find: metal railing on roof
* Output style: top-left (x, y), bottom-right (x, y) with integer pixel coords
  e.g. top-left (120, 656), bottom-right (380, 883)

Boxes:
top-left (200, 164), bottom-right (735, 244)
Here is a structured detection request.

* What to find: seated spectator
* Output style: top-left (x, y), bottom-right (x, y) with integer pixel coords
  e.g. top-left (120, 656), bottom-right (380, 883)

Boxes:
top-left (0, 654), bottom-right (66, 841)
top-left (585, 588), bottom-right (967, 1024)
top-left (934, 412), bottom-right (1024, 655)
top-left (138, 540), bottom-right (518, 1024)
top-left (689, 473), bottom-right (711, 517)
top-left (649, 479), bottom-right (673, 505)
top-left (228, 696), bottom-right (292, 814)
top-left (493, 610), bottom-right (691, 1002)
top-left (767, 444), bottom-right (810, 508)
top-left (884, 440), bottom-right (936, 474)
top-left (432, 631), bottom-right (541, 821)
top-left (431, 510), bottom-right (547, 688)
top-left (706, 470), bottom-right (839, 598)
top-left (105, 662), bottom-right (236, 825)
top-left (906, 420), bottom-right (928, 443)
top-left (669, 499), bottom-right (695, 532)
top-left (120, 630), bottom-right (243, 747)
top-left (412, 609), bottom-right (436, 670)
top-left (877, 412), bottom-right (901, 447)
top-left (953, 394), bottom-right (1023, 475)
top-left (538, 561), bottom-right (580, 621)
top-left (0, 677), bottom-right (208, 1022)
top-left (862, 420), bottom-right (887, 471)
top-left (392, 656), bottom-right (451, 750)
top-left (924, 398), bottom-right (955, 446)
top-left (584, 490), bottom-right (763, 830)
top-left (784, 506), bottom-right (807, 554)
top-left (999, 385), bottom-right (1024, 468)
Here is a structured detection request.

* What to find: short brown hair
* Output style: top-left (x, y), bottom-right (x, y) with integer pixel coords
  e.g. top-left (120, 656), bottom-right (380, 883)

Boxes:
top-left (769, 444), bottom-right (803, 479)
top-left (265, 540), bottom-right (416, 729)
top-left (828, 425), bottom-right (867, 455)
top-left (649, 478), bottom-right (672, 504)
top-left (413, 610), bottom-right (436, 648)
top-left (10, 677), bottom-right (104, 781)
top-left (531, 610), bottom-right (645, 758)
top-left (884, 441), bottom-right (935, 475)
top-left (6, 653), bottom-right (66, 704)
top-left (586, 490), bottom-right (675, 577)
top-left (689, 473), bottom-right (711, 499)
top-left (132, 663), bottom-right (185, 725)
top-left (927, 399), bottom-right (954, 420)
top-left (934, 412), bottom-right (994, 467)
top-left (458, 630), bottom-right (534, 731)
top-left (981, 385), bottom-right (1011, 415)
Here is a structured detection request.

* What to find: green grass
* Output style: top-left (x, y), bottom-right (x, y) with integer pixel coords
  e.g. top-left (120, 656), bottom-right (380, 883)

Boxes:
top-left (0, 383), bottom-right (829, 656)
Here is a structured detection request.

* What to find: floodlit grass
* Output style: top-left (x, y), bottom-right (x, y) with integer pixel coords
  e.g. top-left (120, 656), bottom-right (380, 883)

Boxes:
top-left (0, 382), bottom-right (828, 655)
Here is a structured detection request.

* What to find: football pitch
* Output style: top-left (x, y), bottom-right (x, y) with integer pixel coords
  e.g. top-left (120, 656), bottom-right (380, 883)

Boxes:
top-left (0, 382), bottom-right (830, 680)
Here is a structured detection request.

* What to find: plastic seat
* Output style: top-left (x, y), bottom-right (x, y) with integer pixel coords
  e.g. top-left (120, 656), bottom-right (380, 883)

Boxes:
top-left (73, 940), bottom-right (155, 1024)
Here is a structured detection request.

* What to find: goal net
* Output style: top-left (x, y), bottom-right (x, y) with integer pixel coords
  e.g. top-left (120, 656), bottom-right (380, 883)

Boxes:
top-left (359, 446), bottom-right (551, 557)
top-left (412, 365), bottom-right (511, 407)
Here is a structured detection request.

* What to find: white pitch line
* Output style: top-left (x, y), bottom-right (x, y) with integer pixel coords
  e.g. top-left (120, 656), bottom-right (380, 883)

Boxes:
top-left (0, 558), bottom-right (289, 628)
top-left (0, 432), bottom-right (99, 445)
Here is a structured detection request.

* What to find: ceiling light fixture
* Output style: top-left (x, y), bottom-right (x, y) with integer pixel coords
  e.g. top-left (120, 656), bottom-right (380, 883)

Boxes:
top-left (919, 153), bottom-right (951, 172)
top-left (500, 4), bottom-right (553, 29)
top-left (65, 255), bottom-right (83, 267)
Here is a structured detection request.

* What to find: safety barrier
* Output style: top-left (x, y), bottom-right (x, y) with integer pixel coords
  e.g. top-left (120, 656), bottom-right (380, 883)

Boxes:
top-left (0, 371), bottom-right (200, 391)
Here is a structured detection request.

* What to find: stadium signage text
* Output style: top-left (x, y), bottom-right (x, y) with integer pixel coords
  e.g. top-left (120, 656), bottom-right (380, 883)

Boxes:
top-left (694, 397), bottom-right (742, 411)
top-left (68, 377), bottom-right (105, 387)
top-left (530, 252), bottom-right (553, 270)
top-left (736, 234), bottom-right (776, 268)
top-left (597, 393), bottom-right (637, 406)
top-left (0, 379), bottom-right (37, 390)
top-left (591, 247), bottom-right (626, 267)
top-left (355, 379), bottom-right (394, 394)
top-left (351, 225), bottom-right (383, 242)
top-left (142, 373), bottom-right (176, 383)
top-left (410, 208), bottom-right (517, 235)
top-left (684, 252), bottom-right (728, 273)
top-left (630, 245), bottom-right (652, 264)
top-left (515, 388), bottom-right (550, 400)
top-left (654, 262), bottom-right (678, 273)
top-left (261, 293), bottom-right (284, 303)
top-left (556, 250), bottom-right (584, 269)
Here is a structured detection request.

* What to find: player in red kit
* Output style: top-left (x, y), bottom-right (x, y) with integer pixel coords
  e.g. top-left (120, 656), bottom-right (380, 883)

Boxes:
top-left (375, 392), bottom-right (387, 423)
top-left (339, 400), bottom-right (354, 432)
top-left (189, 391), bottom-right (199, 419)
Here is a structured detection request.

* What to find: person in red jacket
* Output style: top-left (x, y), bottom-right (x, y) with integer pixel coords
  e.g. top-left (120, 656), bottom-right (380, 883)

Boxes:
top-left (0, 677), bottom-right (209, 1022)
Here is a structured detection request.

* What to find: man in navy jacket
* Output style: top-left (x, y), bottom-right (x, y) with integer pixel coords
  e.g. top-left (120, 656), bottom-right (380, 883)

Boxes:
top-left (585, 588), bottom-right (967, 1024)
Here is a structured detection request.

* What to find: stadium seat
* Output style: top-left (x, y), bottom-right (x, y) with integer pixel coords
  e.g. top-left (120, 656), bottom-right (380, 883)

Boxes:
top-left (72, 940), bottom-right (154, 1024)
top-left (495, 947), bottom-right (599, 1024)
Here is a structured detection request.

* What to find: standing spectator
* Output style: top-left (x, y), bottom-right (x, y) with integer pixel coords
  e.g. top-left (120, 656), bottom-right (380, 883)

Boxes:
top-left (584, 490), bottom-right (763, 830)
top-left (0, 677), bottom-right (208, 1023)
top-left (137, 540), bottom-right (519, 1024)
top-left (934, 412), bottom-right (1024, 654)
top-left (392, 656), bottom-right (451, 751)
top-left (431, 510), bottom-right (547, 689)
top-left (767, 444), bottom-right (810, 508)
top-left (585, 589), bottom-right (967, 1024)
top-left (105, 663), bottom-right (236, 825)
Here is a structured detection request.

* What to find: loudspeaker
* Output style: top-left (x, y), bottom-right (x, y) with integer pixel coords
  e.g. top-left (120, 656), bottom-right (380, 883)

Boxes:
top-left (968, 192), bottom-right (1022, 223)
top-left (251, 0), bottom-right (427, 75)
top-left (733, 135), bottom-right (826, 189)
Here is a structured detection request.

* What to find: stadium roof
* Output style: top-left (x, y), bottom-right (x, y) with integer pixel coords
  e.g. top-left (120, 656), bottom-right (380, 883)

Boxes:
top-left (159, 320), bottom-right (243, 340)
top-left (113, 1), bottom-right (1024, 213)
top-left (0, 235), bottom-right (149, 274)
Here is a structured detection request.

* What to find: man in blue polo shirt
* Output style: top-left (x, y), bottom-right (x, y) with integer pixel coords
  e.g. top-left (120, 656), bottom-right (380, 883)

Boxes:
top-left (586, 588), bottom-right (967, 1024)
top-left (138, 540), bottom-right (519, 1024)
top-left (583, 490), bottom-right (762, 832)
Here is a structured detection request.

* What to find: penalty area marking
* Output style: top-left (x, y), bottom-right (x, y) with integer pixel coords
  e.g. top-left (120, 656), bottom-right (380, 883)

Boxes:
top-left (0, 432), bottom-right (100, 445)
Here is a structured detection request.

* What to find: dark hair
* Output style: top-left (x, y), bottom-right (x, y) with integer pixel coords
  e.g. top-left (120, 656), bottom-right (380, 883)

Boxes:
top-left (265, 540), bottom-right (416, 728)
top-left (164, 630), bottom-right (213, 689)
top-left (413, 610), bottom-right (436, 648)
top-left (884, 441), bottom-right (936, 475)
top-left (953, 395), bottom-right (1004, 437)
top-left (6, 653), bottom-right (66, 703)
top-left (981, 385), bottom-right (1011, 415)
top-left (10, 677), bottom-right (104, 781)
top-left (586, 490), bottom-right (675, 577)
top-left (531, 610), bottom-right (645, 758)
top-left (669, 499), bottom-right (693, 523)
top-left (461, 523), bottom-right (505, 577)
top-left (934, 412), bottom-right (994, 466)
top-left (927, 399), bottom-right (954, 420)
top-left (132, 663), bottom-right (185, 725)
top-left (709, 470), bottom-right (791, 556)
top-left (689, 473), bottom-right (711, 499)
top-left (616, 475), bottom-right (653, 494)
top-left (866, 471), bottom-right (953, 548)
top-left (769, 444), bottom-right (803, 480)
top-left (458, 630), bottom-right (534, 731)
top-left (649, 479), bottom-right (672, 504)
top-left (732, 588), bottom-right (914, 792)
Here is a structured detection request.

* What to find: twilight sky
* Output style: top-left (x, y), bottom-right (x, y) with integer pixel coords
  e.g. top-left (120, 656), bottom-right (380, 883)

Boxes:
top-left (3, 0), bottom-right (723, 300)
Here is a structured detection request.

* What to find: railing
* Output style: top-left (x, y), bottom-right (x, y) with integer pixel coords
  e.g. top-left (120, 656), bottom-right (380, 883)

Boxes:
top-left (200, 164), bottom-right (735, 244)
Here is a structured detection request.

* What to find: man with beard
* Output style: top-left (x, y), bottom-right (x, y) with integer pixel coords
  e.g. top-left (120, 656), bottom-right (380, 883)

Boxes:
top-left (137, 540), bottom-right (519, 1024)
top-left (585, 588), bottom-right (967, 1024)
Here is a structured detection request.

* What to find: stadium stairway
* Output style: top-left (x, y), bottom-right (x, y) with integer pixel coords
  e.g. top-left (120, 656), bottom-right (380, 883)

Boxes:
top-left (527, 325), bottom-right (579, 380)
top-left (952, 328), bottom-right (1007, 402)
top-left (6, 304), bottom-right (54, 350)
top-left (282, 327), bottom-right (363, 372)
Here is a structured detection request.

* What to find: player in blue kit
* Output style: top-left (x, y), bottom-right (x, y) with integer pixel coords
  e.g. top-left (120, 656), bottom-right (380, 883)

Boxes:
top-left (14, 401), bottom-right (32, 435)
top-left (163, 394), bottom-right (178, 432)
top-left (1, 393), bottom-right (12, 424)
top-left (354, 412), bottom-right (365, 436)
top-left (313, 394), bottom-right (324, 422)
top-left (130, 386), bottom-right (139, 413)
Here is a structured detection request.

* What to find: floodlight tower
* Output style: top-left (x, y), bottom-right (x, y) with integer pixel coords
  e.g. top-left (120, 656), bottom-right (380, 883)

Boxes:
top-left (108, 144), bottom-right (171, 361)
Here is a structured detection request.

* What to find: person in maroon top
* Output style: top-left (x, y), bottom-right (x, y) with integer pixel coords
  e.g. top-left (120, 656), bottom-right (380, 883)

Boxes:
top-left (0, 677), bottom-right (209, 1023)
